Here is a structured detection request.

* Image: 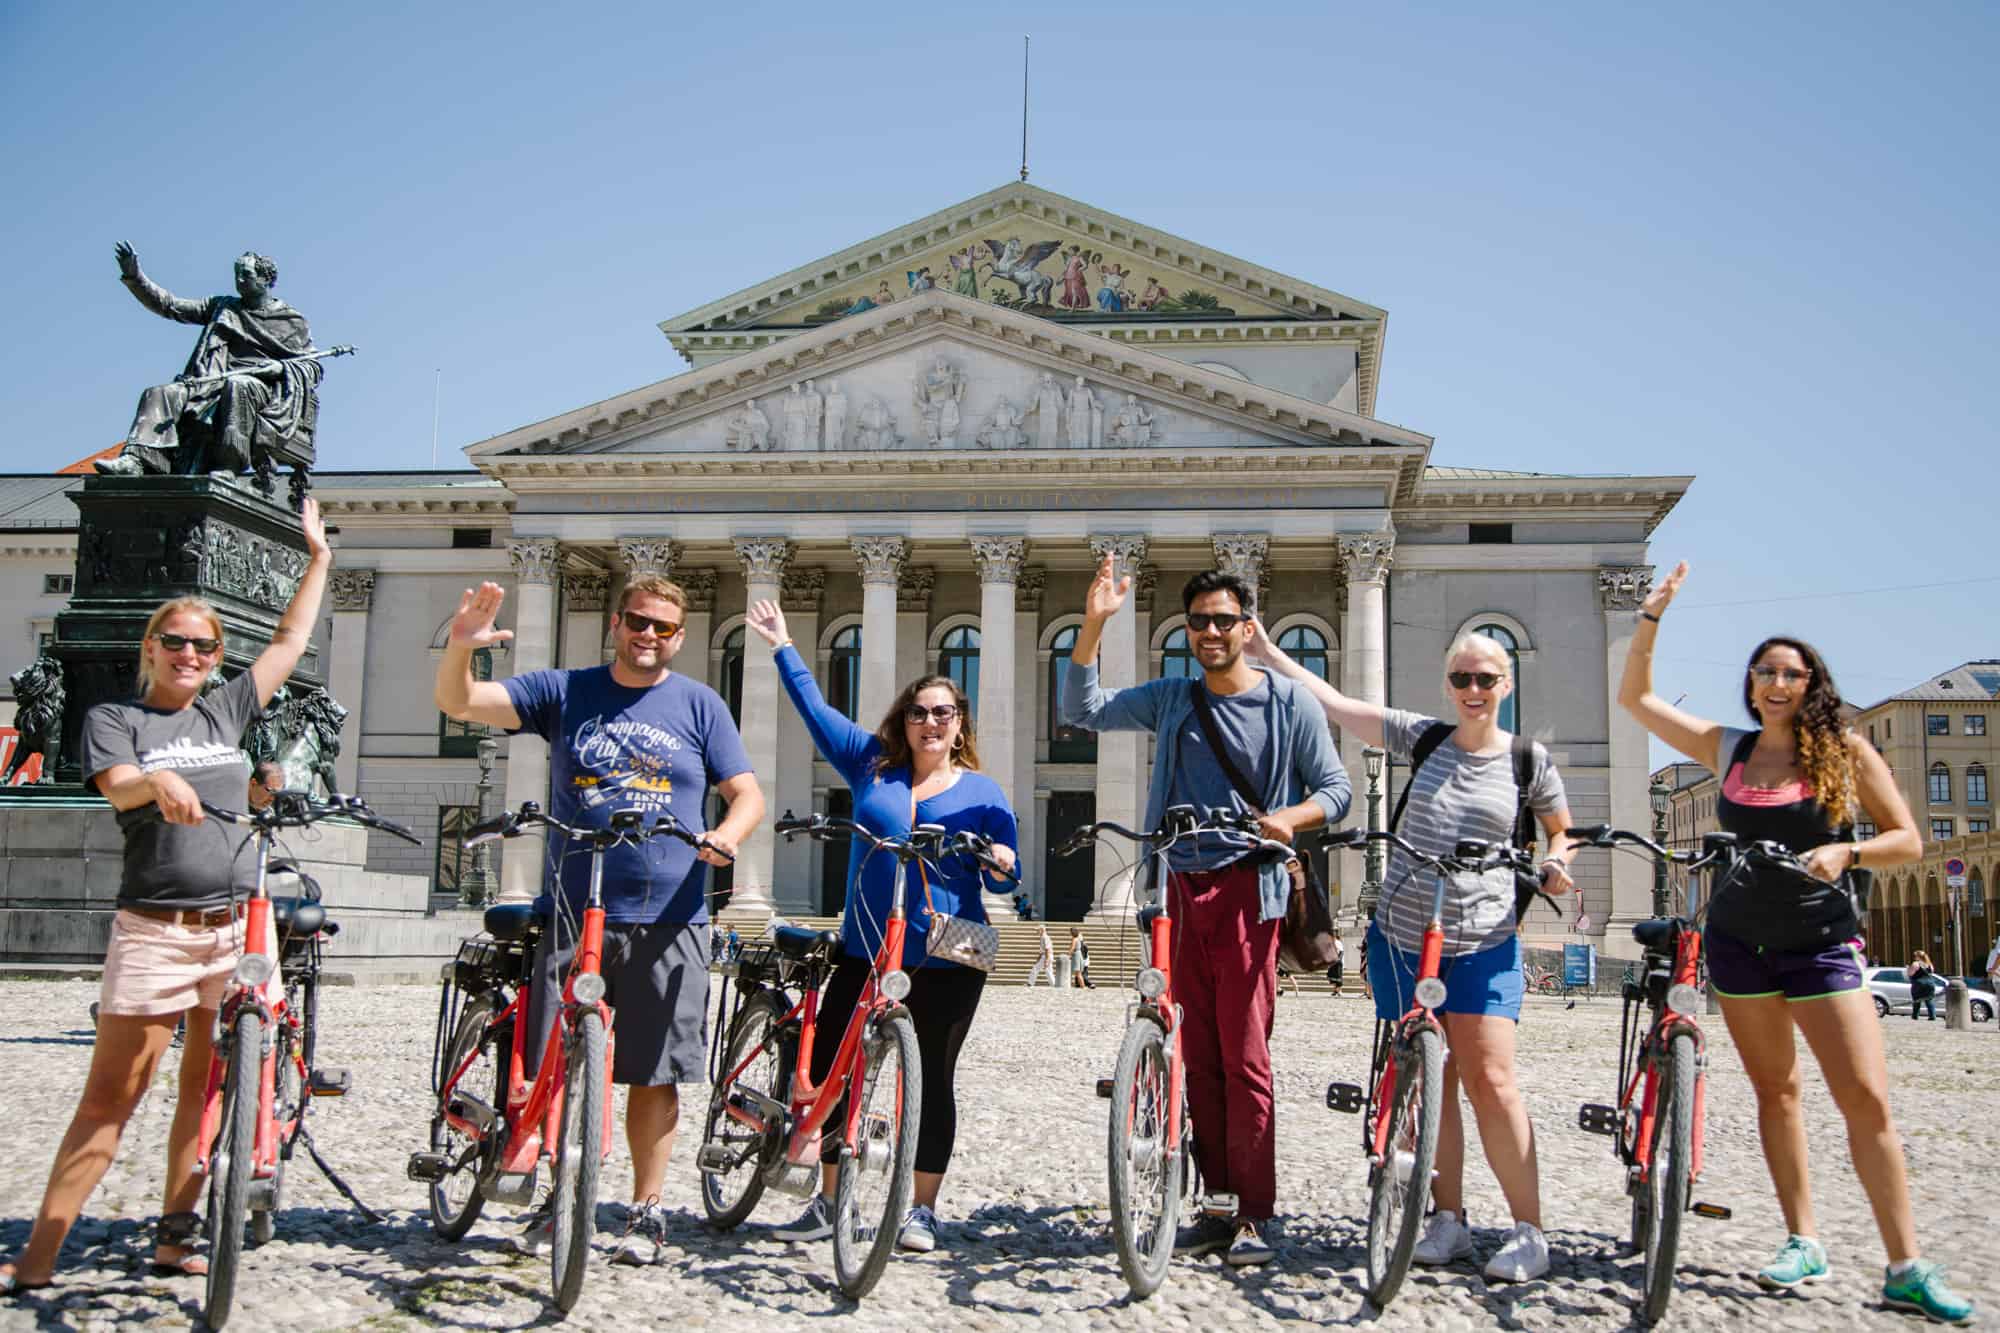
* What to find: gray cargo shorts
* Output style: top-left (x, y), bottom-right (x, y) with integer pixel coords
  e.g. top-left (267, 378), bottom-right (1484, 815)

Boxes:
top-left (524, 919), bottom-right (710, 1087)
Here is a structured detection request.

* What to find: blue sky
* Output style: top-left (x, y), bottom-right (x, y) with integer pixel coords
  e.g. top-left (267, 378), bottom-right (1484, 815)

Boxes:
top-left (3, 2), bottom-right (1995, 757)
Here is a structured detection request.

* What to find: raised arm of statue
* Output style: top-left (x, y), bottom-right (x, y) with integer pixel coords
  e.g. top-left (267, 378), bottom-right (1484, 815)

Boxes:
top-left (114, 241), bottom-right (210, 325)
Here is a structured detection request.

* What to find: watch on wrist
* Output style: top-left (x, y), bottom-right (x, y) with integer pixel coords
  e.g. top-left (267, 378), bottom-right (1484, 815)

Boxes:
top-left (1849, 845), bottom-right (1862, 868)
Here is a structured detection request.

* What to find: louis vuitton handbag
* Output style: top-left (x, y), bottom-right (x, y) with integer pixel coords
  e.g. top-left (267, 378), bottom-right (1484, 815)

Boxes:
top-left (920, 857), bottom-right (1000, 971)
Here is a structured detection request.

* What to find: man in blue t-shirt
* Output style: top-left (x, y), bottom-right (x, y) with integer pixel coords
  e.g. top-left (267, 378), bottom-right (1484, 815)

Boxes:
top-left (436, 574), bottom-right (764, 1266)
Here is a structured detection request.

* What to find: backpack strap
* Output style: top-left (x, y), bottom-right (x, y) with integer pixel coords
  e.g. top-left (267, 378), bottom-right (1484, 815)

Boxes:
top-left (1510, 733), bottom-right (1538, 855)
top-left (1386, 720), bottom-right (1456, 833)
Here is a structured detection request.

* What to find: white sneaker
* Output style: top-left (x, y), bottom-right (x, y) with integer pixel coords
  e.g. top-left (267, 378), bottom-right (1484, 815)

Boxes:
top-left (610, 1199), bottom-right (668, 1267)
top-left (1483, 1220), bottom-right (1551, 1282)
top-left (771, 1194), bottom-right (833, 1243)
top-left (1413, 1209), bottom-right (1474, 1266)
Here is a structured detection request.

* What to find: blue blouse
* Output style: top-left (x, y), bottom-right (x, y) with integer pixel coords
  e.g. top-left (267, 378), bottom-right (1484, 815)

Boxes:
top-left (775, 645), bottom-right (1019, 970)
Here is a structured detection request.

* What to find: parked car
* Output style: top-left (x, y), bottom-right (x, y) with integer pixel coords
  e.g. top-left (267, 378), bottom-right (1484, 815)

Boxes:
top-left (1865, 966), bottom-right (1995, 1021)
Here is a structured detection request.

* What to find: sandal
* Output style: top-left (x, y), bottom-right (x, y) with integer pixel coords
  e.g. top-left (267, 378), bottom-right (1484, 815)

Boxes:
top-left (149, 1212), bottom-right (208, 1278)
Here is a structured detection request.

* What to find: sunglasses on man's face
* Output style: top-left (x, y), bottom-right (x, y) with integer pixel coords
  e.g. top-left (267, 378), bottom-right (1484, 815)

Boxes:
top-left (1186, 612), bottom-right (1245, 633)
top-left (619, 611), bottom-right (684, 637)
top-left (155, 632), bottom-right (222, 656)
top-left (905, 704), bottom-right (961, 725)
top-left (1448, 670), bottom-right (1504, 691)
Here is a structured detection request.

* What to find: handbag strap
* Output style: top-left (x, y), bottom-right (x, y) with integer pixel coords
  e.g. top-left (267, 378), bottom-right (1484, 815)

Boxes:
top-left (1187, 680), bottom-right (1264, 814)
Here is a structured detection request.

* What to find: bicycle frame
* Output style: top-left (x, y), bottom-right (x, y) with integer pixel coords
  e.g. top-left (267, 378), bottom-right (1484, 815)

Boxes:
top-left (1364, 866), bottom-right (1450, 1163)
top-left (197, 840), bottom-right (282, 1184)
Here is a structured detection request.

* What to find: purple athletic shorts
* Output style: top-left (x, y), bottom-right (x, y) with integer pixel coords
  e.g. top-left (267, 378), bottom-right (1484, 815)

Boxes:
top-left (1705, 926), bottom-right (1864, 1002)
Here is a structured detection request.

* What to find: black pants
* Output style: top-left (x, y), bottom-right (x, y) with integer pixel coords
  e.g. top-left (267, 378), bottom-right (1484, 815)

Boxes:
top-left (810, 957), bottom-right (986, 1176)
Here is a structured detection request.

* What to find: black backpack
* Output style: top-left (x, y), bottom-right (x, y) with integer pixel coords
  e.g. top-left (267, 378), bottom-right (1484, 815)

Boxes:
top-left (1385, 722), bottom-right (1560, 922)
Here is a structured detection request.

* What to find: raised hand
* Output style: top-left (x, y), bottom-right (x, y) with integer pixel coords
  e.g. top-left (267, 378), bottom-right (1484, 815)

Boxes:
top-left (114, 240), bottom-right (140, 280)
top-left (298, 496), bottom-right (330, 560)
top-left (1242, 615), bottom-right (1278, 664)
top-left (1641, 561), bottom-right (1687, 621)
top-left (1083, 553), bottom-right (1130, 622)
top-left (449, 583), bottom-right (514, 649)
top-left (745, 598), bottom-right (789, 648)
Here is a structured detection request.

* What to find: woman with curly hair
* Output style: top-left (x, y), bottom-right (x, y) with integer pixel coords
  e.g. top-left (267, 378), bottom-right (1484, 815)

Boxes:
top-left (1618, 561), bottom-right (1972, 1325)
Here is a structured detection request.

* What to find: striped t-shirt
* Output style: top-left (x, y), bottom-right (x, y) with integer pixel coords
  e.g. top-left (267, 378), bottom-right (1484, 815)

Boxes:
top-left (1375, 709), bottom-right (1566, 957)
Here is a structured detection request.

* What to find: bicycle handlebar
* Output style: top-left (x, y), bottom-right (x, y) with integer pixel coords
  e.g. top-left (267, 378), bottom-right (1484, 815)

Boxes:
top-left (1320, 826), bottom-right (1534, 876)
top-left (201, 792), bottom-right (422, 846)
top-left (462, 800), bottom-right (731, 860)
top-left (773, 811), bottom-right (1020, 882)
top-left (1053, 803), bottom-right (1296, 863)
top-left (1560, 824), bottom-right (1740, 873)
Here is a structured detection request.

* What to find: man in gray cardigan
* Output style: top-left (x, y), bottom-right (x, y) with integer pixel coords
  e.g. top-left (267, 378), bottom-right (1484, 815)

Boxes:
top-left (1064, 559), bottom-right (1349, 1266)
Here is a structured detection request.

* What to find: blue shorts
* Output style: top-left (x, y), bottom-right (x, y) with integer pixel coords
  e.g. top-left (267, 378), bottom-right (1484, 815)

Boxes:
top-left (1705, 927), bottom-right (1864, 1002)
top-left (1365, 922), bottom-right (1523, 1023)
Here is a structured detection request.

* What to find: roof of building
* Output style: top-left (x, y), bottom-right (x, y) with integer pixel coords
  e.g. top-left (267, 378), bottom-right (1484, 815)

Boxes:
top-left (0, 474), bottom-right (85, 528)
top-left (1871, 661), bottom-right (2000, 705)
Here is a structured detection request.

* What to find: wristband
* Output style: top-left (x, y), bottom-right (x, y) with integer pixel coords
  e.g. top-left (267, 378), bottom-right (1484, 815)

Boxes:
top-left (1850, 845), bottom-right (1862, 868)
top-left (1639, 611), bottom-right (1660, 623)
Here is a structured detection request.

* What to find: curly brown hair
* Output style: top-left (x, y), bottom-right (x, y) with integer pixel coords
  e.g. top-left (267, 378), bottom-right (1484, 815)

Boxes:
top-left (872, 674), bottom-right (982, 774)
top-left (1741, 636), bottom-right (1858, 828)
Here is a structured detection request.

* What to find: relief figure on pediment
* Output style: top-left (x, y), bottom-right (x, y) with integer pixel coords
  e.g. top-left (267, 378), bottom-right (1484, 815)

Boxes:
top-left (781, 382), bottom-right (815, 451)
top-left (1137, 276), bottom-right (1169, 311)
top-left (976, 398), bottom-right (1027, 450)
top-left (1110, 393), bottom-right (1156, 447)
top-left (1096, 262), bottom-right (1131, 313)
top-left (913, 357), bottom-right (965, 448)
top-left (906, 267), bottom-right (935, 295)
top-left (1028, 372), bottom-right (1063, 449)
top-left (725, 396), bottom-right (773, 452)
top-left (982, 237), bottom-right (1060, 308)
top-left (948, 246), bottom-right (982, 299)
top-left (1058, 246), bottom-right (1090, 311)
top-left (1065, 376), bottom-right (1097, 449)
top-left (802, 379), bottom-right (824, 450)
top-left (854, 397), bottom-right (901, 450)
top-left (822, 379), bottom-right (847, 450)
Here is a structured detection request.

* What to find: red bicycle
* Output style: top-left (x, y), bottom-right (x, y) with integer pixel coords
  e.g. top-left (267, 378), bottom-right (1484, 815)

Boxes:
top-left (410, 800), bottom-right (719, 1313)
top-left (196, 792), bottom-right (416, 1330)
top-left (697, 814), bottom-right (1011, 1298)
top-left (1322, 828), bottom-right (1534, 1308)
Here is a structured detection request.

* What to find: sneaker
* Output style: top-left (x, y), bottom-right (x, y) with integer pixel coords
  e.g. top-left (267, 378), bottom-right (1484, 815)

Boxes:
top-left (1882, 1260), bottom-right (1975, 1325)
top-left (1226, 1220), bottom-right (1274, 1267)
top-left (1483, 1220), bottom-right (1551, 1282)
top-left (1755, 1235), bottom-right (1829, 1290)
top-left (1413, 1209), bottom-right (1474, 1266)
top-left (770, 1194), bottom-right (833, 1244)
top-left (506, 1194), bottom-right (556, 1257)
top-left (610, 1198), bottom-right (668, 1267)
top-left (897, 1204), bottom-right (938, 1253)
top-left (1173, 1213), bottom-right (1236, 1258)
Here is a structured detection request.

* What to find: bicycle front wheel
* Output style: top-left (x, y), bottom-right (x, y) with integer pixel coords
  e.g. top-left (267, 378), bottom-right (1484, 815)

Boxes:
top-left (429, 998), bottom-right (502, 1241)
top-left (700, 991), bottom-right (786, 1230)
top-left (1365, 1025), bottom-right (1443, 1309)
top-left (205, 1007), bottom-right (263, 1330)
top-left (831, 1009), bottom-right (921, 1299)
top-left (1107, 1016), bottom-right (1181, 1299)
top-left (254, 1019), bottom-right (302, 1247)
top-left (550, 1006), bottom-right (606, 1313)
top-left (1639, 1032), bottom-right (1695, 1325)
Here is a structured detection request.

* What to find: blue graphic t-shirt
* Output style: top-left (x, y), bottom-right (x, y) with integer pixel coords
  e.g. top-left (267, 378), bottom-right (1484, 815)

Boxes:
top-left (504, 666), bottom-right (751, 924)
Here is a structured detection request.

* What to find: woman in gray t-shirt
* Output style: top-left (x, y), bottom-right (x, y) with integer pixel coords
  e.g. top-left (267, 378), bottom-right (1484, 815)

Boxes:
top-left (2, 500), bottom-right (330, 1295)
top-left (1253, 623), bottom-right (1578, 1284)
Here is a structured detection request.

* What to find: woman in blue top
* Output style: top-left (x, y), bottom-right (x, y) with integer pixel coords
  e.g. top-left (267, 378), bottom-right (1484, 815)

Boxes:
top-left (746, 599), bottom-right (1018, 1256)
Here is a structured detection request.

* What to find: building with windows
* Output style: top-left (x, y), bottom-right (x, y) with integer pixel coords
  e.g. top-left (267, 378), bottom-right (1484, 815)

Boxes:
top-left (3, 182), bottom-right (1691, 955)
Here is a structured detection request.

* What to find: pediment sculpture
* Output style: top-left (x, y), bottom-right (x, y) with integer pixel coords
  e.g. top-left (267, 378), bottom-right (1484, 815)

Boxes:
top-left (976, 398), bottom-right (1027, 449)
top-left (913, 357), bottom-right (967, 447)
top-left (724, 396), bottom-right (774, 451)
top-left (853, 396), bottom-right (901, 450)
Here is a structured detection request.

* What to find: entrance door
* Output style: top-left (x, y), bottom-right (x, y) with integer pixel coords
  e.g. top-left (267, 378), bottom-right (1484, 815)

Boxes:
top-left (1043, 792), bottom-right (1097, 921)
top-left (820, 789), bottom-right (853, 915)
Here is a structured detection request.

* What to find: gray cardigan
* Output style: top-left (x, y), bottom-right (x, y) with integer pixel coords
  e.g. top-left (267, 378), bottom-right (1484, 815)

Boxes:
top-left (1062, 660), bottom-right (1351, 922)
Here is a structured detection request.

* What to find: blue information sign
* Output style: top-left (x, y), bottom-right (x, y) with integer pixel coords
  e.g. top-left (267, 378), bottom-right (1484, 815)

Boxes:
top-left (1563, 942), bottom-right (1597, 988)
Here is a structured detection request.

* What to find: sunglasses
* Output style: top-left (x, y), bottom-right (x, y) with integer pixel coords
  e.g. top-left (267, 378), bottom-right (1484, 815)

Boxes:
top-left (1750, 666), bottom-right (1812, 686)
top-left (905, 704), bottom-right (961, 725)
top-left (619, 611), bottom-right (684, 637)
top-left (155, 632), bottom-right (222, 656)
top-left (1186, 612), bottom-right (1246, 633)
top-left (1448, 670), bottom-right (1504, 690)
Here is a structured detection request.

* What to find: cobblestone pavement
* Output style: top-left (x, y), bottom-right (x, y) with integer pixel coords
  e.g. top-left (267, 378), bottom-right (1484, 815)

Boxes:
top-left (1, 976), bottom-right (1992, 1330)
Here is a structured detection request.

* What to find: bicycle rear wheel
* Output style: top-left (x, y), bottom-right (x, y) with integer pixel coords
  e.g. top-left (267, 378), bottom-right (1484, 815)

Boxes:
top-left (550, 1006), bottom-right (606, 1313)
top-left (831, 1009), bottom-right (921, 1299)
top-left (1365, 1025), bottom-right (1443, 1308)
top-left (429, 998), bottom-right (502, 1241)
top-left (700, 991), bottom-right (786, 1230)
top-left (1107, 1016), bottom-right (1181, 1299)
top-left (1638, 1032), bottom-right (1694, 1325)
top-left (205, 1008), bottom-right (263, 1330)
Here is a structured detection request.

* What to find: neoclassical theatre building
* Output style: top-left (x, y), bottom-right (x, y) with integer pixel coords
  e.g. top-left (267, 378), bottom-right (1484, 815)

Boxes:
top-left (7, 183), bottom-right (1690, 955)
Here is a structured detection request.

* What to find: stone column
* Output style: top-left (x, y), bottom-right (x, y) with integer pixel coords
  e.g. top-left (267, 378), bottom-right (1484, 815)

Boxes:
top-left (971, 537), bottom-right (1027, 920)
top-left (775, 566), bottom-right (825, 911)
top-left (1338, 532), bottom-right (1394, 902)
top-left (677, 569), bottom-right (716, 689)
top-left (1600, 566), bottom-right (1657, 943)
top-left (561, 570), bottom-right (609, 670)
top-left (1087, 535), bottom-right (1148, 919)
top-left (1014, 569), bottom-right (1045, 915)
top-left (501, 538), bottom-right (560, 903)
top-left (896, 566), bottom-right (934, 690)
top-left (730, 538), bottom-right (792, 917)
top-left (326, 569), bottom-right (373, 796)
top-left (850, 536), bottom-right (907, 731)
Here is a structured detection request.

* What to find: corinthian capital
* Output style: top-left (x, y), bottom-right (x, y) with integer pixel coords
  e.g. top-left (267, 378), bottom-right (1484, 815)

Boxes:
top-left (970, 536), bottom-right (1028, 585)
top-left (1597, 566), bottom-right (1656, 611)
top-left (1211, 533), bottom-right (1268, 582)
top-left (618, 537), bottom-right (681, 580)
top-left (897, 566), bottom-right (936, 613)
top-left (780, 567), bottom-right (826, 612)
top-left (1088, 534), bottom-right (1149, 580)
top-left (734, 537), bottom-right (793, 583)
top-left (1337, 533), bottom-right (1395, 585)
top-left (679, 568), bottom-right (717, 612)
top-left (507, 538), bottom-right (561, 586)
top-left (850, 535), bottom-right (908, 588)
top-left (328, 569), bottom-right (375, 612)
top-left (565, 571), bottom-right (610, 612)
top-left (1015, 567), bottom-right (1046, 611)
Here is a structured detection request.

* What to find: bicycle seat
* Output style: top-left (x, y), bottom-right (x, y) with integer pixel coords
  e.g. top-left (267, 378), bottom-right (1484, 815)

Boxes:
top-left (771, 924), bottom-right (840, 959)
top-left (483, 903), bottom-right (542, 942)
top-left (273, 897), bottom-right (327, 939)
top-left (1631, 918), bottom-right (1678, 952)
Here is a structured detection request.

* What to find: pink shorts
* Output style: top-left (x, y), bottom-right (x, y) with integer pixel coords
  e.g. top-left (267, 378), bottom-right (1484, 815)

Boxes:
top-left (98, 908), bottom-right (280, 1018)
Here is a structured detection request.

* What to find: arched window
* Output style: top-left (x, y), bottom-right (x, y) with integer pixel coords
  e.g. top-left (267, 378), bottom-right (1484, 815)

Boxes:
top-left (826, 624), bottom-right (862, 721)
top-left (1474, 624), bottom-right (1521, 733)
top-left (938, 624), bottom-right (979, 718)
top-left (1929, 761), bottom-right (1952, 806)
top-left (1160, 626), bottom-right (1199, 681)
top-left (720, 626), bottom-right (745, 724)
top-left (1276, 624), bottom-right (1331, 682)
top-left (1968, 763), bottom-right (1988, 806)
top-left (1049, 624), bottom-right (1096, 763)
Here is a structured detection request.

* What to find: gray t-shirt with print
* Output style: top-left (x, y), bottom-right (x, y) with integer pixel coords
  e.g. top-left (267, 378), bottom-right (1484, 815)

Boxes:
top-left (1376, 709), bottom-right (1567, 957)
top-left (81, 671), bottom-right (263, 910)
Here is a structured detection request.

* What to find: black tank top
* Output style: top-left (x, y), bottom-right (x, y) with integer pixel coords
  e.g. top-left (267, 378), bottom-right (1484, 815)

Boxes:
top-left (1713, 729), bottom-right (1839, 855)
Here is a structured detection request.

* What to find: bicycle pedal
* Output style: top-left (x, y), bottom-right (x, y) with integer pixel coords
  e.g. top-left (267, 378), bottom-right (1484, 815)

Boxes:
top-left (1095, 1077), bottom-right (1115, 1098)
top-left (1578, 1102), bottom-right (1621, 1135)
top-left (1198, 1192), bottom-right (1239, 1218)
top-left (309, 1067), bottom-right (351, 1097)
top-left (1691, 1201), bottom-right (1732, 1220)
top-left (1325, 1082), bottom-right (1365, 1114)
top-left (405, 1151), bottom-right (451, 1183)
top-left (694, 1143), bottom-right (736, 1175)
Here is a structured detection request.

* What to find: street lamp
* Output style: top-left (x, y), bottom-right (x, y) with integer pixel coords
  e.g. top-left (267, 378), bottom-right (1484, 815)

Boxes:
top-left (1649, 774), bottom-right (1672, 918)
top-left (1359, 745), bottom-right (1387, 924)
top-left (467, 735), bottom-right (500, 908)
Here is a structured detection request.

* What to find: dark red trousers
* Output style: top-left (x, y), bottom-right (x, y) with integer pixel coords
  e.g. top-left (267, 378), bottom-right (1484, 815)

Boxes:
top-left (1170, 862), bottom-right (1281, 1220)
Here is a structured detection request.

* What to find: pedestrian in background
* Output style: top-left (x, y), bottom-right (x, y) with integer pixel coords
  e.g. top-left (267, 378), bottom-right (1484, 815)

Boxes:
top-left (1027, 925), bottom-right (1057, 987)
top-left (1327, 927), bottom-right (1346, 996)
top-left (1069, 928), bottom-right (1094, 989)
top-left (1907, 950), bottom-right (1938, 1022)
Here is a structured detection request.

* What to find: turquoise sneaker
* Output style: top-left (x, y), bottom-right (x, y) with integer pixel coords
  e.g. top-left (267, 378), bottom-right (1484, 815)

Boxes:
top-left (1755, 1235), bottom-right (1829, 1290)
top-left (1882, 1261), bottom-right (1974, 1325)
